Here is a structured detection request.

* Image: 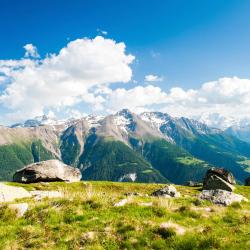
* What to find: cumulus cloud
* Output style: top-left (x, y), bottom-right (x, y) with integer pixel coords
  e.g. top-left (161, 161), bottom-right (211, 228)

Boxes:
top-left (101, 76), bottom-right (250, 126)
top-left (24, 44), bottom-right (40, 58)
top-left (0, 36), bottom-right (134, 123)
top-left (158, 77), bottom-right (250, 123)
top-left (104, 85), bottom-right (168, 113)
top-left (145, 74), bottom-right (163, 82)
top-left (1, 35), bottom-right (250, 128)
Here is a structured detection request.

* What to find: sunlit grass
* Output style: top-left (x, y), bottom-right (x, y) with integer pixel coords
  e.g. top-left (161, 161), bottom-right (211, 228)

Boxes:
top-left (0, 181), bottom-right (249, 249)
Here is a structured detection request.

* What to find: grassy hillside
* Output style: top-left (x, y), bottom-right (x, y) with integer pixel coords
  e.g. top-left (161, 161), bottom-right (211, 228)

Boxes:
top-left (142, 139), bottom-right (211, 184)
top-left (60, 131), bottom-right (81, 166)
top-left (0, 140), bottom-right (56, 181)
top-left (78, 135), bottom-right (168, 183)
top-left (172, 133), bottom-right (250, 183)
top-left (0, 181), bottom-right (249, 249)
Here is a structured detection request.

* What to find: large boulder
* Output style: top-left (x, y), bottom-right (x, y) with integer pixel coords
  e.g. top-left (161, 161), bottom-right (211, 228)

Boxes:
top-left (13, 160), bottom-right (81, 183)
top-left (204, 168), bottom-right (236, 184)
top-left (151, 185), bottom-right (180, 198)
top-left (203, 168), bottom-right (235, 191)
top-left (203, 174), bottom-right (235, 192)
top-left (245, 177), bottom-right (250, 186)
top-left (199, 189), bottom-right (248, 206)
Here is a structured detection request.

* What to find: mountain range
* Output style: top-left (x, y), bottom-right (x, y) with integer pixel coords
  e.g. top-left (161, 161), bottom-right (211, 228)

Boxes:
top-left (1, 109), bottom-right (250, 184)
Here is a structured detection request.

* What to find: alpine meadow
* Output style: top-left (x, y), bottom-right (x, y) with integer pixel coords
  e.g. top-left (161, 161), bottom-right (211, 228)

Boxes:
top-left (0, 1), bottom-right (250, 249)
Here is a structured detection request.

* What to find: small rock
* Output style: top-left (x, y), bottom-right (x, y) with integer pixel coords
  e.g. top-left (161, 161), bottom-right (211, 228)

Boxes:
top-left (9, 203), bottom-right (28, 217)
top-left (0, 183), bottom-right (31, 202)
top-left (30, 190), bottom-right (63, 201)
top-left (245, 177), bottom-right (250, 186)
top-left (151, 185), bottom-right (180, 198)
top-left (185, 181), bottom-right (202, 187)
top-left (81, 231), bottom-right (96, 242)
top-left (114, 198), bottom-right (128, 207)
top-left (199, 189), bottom-right (248, 206)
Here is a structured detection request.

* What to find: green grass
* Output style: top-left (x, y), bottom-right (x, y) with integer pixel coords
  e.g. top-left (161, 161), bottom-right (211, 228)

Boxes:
top-left (0, 141), bottom-right (56, 181)
top-left (78, 136), bottom-right (168, 183)
top-left (176, 156), bottom-right (206, 165)
top-left (143, 139), bottom-right (211, 184)
top-left (0, 181), bottom-right (249, 249)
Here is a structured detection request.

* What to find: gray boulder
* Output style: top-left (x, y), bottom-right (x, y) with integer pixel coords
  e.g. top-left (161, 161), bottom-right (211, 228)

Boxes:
top-left (13, 160), bottom-right (81, 183)
top-left (203, 168), bottom-right (235, 191)
top-left (199, 189), bottom-right (248, 206)
top-left (203, 174), bottom-right (235, 192)
top-left (204, 168), bottom-right (236, 184)
top-left (151, 185), bottom-right (180, 198)
top-left (245, 177), bottom-right (250, 186)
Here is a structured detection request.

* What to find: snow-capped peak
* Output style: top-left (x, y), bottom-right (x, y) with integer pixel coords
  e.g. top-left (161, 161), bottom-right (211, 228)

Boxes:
top-left (11, 115), bottom-right (70, 128)
top-left (140, 112), bottom-right (171, 130)
top-left (114, 109), bottom-right (136, 134)
top-left (85, 115), bottom-right (104, 128)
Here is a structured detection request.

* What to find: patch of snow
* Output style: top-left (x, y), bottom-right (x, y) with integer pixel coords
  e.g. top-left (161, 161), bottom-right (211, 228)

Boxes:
top-left (85, 115), bottom-right (104, 128)
top-left (114, 109), bottom-right (136, 134)
top-left (140, 112), bottom-right (167, 130)
top-left (118, 173), bottom-right (137, 182)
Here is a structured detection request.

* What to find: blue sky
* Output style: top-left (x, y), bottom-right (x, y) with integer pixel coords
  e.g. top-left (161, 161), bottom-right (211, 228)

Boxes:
top-left (1, 0), bottom-right (250, 125)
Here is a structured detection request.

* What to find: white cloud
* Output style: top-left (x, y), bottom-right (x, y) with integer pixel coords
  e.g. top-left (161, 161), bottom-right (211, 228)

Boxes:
top-left (145, 74), bottom-right (163, 82)
top-left (104, 85), bottom-right (168, 113)
top-left (1, 35), bottom-right (250, 128)
top-left (157, 77), bottom-right (250, 123)
top-left (65, 109), bottom-right (87, 119)
top-left (0, 36), bottom-right (134, 123)
top-left (97, 28), bottom-right (108, 35)
top-left (0, 75), bottom-right (7, 84)
top-left (23, 44), bottom-right (40, 58)
top-left (102, 77), bottom-right (250, 126)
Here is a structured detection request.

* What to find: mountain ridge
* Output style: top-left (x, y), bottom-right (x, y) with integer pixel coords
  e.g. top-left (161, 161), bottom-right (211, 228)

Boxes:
top-left (0, 109), bottom-right (249, 184)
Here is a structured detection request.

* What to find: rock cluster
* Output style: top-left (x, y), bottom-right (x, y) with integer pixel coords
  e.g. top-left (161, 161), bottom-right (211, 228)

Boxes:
top-left (200, 168), bottom-right (248, 206)
top-left (151, 185), bottom-right (180, 198)
top-left (13, 160), bottom-right (81, 183)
